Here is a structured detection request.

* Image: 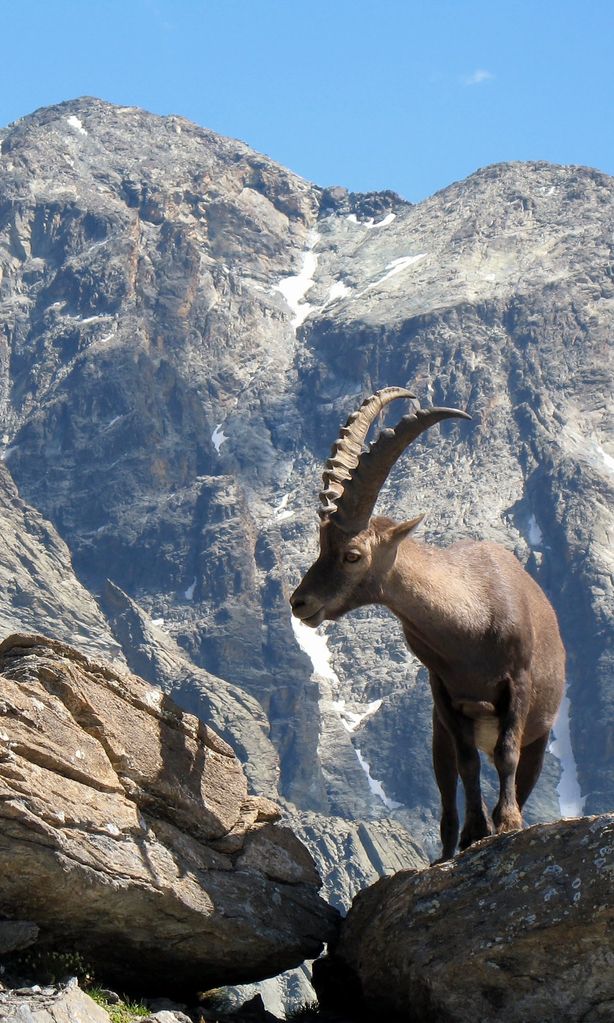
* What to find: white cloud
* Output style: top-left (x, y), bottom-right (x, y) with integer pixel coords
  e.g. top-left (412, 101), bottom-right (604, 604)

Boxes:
top-left (462, 69), bottom-right (495, 86)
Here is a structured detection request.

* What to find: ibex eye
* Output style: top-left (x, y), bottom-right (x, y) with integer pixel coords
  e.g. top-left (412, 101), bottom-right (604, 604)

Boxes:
top-left (344, 550), bottom-right (361, 563)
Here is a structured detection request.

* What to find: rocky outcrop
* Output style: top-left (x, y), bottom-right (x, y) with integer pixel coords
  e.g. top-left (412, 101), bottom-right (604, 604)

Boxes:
top-left (0, 979), bottom-right (112, 1023)
top-left (0, 464), bottom-right (124, 666)
top-left (101, 579), bottom-right (281, 797)
top-left (315, 815), bottom-right (614, 1023)
top-left (0, 634), bottom-right (338, 995)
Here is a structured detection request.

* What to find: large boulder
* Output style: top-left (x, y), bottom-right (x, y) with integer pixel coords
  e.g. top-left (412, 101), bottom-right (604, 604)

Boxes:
top-left (0, 634), bottom-right (338, 995)
top-left (315, 815), bottom-right (614, 1023)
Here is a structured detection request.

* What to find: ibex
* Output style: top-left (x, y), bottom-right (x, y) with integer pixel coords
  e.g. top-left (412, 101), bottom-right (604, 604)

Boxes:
top-left (290, 387), bottom-right (565, 860)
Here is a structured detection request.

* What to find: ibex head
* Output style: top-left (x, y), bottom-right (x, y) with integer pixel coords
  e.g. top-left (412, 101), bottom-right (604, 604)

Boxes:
top-left (290, 387), bottom-right (470, 627)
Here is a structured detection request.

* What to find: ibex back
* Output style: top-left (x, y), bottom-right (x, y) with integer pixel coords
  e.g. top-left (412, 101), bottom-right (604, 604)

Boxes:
top-left (290, 387), bottom-right (565, 861)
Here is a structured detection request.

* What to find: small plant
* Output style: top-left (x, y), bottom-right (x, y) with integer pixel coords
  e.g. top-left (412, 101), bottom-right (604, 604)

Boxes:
top-left (3, 948), bottom-right (95, 987)
top-left (286, 1001), bottom-right (321, 1020)
top-left (88, 988), bottom-right (149, 1023)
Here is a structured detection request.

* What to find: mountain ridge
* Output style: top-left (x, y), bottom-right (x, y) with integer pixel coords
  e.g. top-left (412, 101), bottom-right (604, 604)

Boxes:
top-left (0, 98), bottom-right (612, 884)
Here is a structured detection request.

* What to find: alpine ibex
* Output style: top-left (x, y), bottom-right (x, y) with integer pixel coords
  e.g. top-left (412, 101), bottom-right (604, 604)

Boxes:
top-left (290, 387), bottom-right (565, 860)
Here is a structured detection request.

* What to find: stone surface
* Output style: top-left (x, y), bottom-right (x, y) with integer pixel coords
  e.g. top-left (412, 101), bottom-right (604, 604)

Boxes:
top-left (143, 1013), bottom-right (192, 1023)
top-left (0, 920), bottom-right (39, 954)
top-left (101, 580), bottom-right (281, 797)
top-left (0, 95), bottom-right (612, 886)
top-left (0, 634), bottom-right (338, 995)
top-left (316, 815), bottom-right (614, 1023)
top-left (0, 979), bottom-right (111, 1023)
top-left (0, 464), bottom-right (124, 666)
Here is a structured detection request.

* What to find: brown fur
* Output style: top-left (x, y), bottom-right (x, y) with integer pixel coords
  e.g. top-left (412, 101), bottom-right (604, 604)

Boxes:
top-left (291, 515), bottom-right (565, 860)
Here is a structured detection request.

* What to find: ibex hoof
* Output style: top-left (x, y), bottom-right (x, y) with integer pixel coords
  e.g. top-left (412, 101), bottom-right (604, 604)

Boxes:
top-left (493, 805), bottom-right (523, 833)
top-left (459, 816), bottom-right (494, 850)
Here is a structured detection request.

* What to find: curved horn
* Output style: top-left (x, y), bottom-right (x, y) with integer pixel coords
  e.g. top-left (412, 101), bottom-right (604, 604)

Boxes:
top-left (319, 387), bottom-right (416, 520)
top-left (330, 404), bottom-right (472, 533)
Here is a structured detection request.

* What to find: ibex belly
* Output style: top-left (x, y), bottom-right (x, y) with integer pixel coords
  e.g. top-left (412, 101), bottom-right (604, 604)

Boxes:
top-left (453, 699), bottom-right (500, 759)
top-left (474, 716), bottom-right (500, 759)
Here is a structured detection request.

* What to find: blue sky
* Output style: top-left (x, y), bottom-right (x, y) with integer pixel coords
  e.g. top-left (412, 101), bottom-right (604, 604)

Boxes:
top-left (1, 0), bottom-right (612, 201)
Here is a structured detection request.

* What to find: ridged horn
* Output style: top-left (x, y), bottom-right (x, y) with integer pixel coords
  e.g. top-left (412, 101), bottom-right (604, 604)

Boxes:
top-left (331, 405), bottom-right (472, 533)
top-left (318, 387), bottom-right (416, 521)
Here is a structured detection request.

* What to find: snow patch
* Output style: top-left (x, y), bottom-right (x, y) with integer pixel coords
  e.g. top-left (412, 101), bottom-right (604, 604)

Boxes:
top-left (325, 281), bottom-right (351, 305)
top-left (273, 231), bottom-right (320, 328)
top-left (184, 578), bottom-right (197, 600)
top-left (346, 212), bottom-right (396, 229)
top-left (526, 514), bottom-right (543, 547)
top-left (212, 423), bottom-right (228, 454)
top-left (291, 617), bottom-right (397, 809)
top-left (272, 493), bottom-right (295, 522)
top-left (354, 748), bottom-right (402, 810)
top-left (291, 617), bottom-right (337, 682)
top-left (587, 439), bottom-right (614, 478)
top-left (331, 698), bottom-right (382, 733)
top-left (367, 212), bottom-right (396, 229)
top-left (66, 115), bottom-right (87, 136)
top-left (151, 617), bottom-right (165, 627)
top-left (561, 422), bottom-right (614, 481)
top-left (369, 254), bottom-right (427, 288)
top-left (549, 687), bottom-right (585, 818)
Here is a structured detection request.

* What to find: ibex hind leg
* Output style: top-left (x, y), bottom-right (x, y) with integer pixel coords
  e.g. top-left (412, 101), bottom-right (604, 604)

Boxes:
top-left (432, 710), bottom-right (459, 862)
top-left (492, 675), bottom-right (532, 833)
top-left (515, 732), bottom-right (550, 809)
top-left (430, 676), bottom-right (492, 857)
top-left (457, 740), bottom-right (494, 850)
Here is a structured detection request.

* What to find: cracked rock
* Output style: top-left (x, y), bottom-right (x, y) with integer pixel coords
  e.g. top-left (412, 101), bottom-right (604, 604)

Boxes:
top-left (0, 634), bottom-right (339, 995)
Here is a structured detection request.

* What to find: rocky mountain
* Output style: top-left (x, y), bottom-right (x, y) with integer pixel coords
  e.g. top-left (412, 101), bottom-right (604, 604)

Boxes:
top-left (0, 95), bottom-right (612, 900)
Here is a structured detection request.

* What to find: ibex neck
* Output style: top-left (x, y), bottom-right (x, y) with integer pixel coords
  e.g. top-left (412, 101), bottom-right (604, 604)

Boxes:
top-left (382, 539), bottom-right (486, 645)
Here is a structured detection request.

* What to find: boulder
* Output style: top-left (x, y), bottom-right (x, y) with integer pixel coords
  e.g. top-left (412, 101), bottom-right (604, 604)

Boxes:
top-left (0, 920), bottom-right (39, 954)
top-left (315, 815), bottom-right (614, 1023)
top-left (0, 634), bottom-right (338, 995)
top-left (0, 978), bottom-right (111, 1023)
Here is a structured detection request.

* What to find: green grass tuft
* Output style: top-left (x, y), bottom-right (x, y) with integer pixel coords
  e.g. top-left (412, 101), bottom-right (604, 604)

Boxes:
top-left (87, 988), bottom-right (149, 1022)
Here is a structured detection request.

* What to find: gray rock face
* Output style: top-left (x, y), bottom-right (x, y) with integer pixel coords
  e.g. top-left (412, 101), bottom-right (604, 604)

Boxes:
top-left (315, 814), bottom-right (614, 1023)
top-left (0, 463), bottom-right (124, 665)
top-left (0, 979), bottom-right (112, 1023)
top-left (0, 634), bottom-right (338, 994)
top-left (0, 96), bottom-right (612, 882)
top-left (0, 920), bottom-right (38, 954)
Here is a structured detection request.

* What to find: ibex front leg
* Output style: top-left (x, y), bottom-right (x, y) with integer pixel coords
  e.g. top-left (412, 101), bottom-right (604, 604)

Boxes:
top-left (432, 709), bottom-right (459, 861)
top-left (492, 674), bottom-right (530, 833)
top-left (430, 673), bottom-right (493, 853)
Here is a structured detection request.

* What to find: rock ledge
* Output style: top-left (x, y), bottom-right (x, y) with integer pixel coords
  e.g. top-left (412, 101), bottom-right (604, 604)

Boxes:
top-left (315, 815), bottom-right (614, 1023)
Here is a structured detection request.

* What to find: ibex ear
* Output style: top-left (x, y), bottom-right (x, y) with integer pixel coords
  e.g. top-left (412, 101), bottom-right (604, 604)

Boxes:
top-left (385, 513), bottom-right (425, 546)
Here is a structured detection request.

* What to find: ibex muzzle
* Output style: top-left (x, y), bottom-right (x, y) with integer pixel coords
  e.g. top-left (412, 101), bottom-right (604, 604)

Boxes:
top-left (291, 387), bottom-right (565, 861)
